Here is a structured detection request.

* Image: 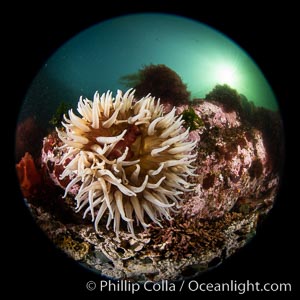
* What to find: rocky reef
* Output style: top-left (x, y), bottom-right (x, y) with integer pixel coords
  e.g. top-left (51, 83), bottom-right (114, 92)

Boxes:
top-left (16, 96), bottom-right (281, 281)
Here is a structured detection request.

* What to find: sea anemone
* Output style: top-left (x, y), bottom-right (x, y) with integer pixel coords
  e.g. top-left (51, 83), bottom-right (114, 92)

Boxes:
top-left (56, 89), bottom-right (196, 237)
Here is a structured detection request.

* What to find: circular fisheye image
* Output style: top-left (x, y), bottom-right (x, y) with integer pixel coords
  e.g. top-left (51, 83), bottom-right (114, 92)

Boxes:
top-left (15, 13), bottom-right (284, 281)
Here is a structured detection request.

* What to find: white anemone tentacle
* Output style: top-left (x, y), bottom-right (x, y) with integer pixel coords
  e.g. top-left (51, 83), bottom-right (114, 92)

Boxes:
top-left (56, 89), bottom-right (197, 237)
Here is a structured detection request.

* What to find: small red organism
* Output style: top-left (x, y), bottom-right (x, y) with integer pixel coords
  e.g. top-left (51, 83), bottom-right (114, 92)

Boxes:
top-left (16, 152), bottom-right (41, 197)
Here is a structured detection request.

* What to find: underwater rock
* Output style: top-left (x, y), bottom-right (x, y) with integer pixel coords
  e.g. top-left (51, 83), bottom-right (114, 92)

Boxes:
top-left (28, 201), bottom-right (258, 281)
top-left (180, 100), bottom-right (278, 220)
top-left (30, 97), bottom-right (281, 281)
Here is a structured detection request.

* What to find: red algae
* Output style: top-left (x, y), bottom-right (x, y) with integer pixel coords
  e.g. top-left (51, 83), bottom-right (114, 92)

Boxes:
top-left (16, 152), bottom-right (41, 197)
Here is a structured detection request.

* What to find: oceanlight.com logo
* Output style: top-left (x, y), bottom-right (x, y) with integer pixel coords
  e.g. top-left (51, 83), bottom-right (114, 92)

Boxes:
top-left (86, 280), bottom-right (292, 294)
top-left (187, 280), bottom-right (292, 294)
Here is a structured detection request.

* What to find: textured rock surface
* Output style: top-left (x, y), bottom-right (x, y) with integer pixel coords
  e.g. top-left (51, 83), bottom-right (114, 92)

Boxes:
top-left (23, 100), bottom-right (280, 281)
top-left (28, 203), bottom-right (258, 281)
top-left (180, 100), bottom-right (278, 220)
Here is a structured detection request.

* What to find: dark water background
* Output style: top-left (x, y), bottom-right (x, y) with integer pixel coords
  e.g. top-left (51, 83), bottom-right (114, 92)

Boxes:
top-left (18, 14), bottom-right (278, 132)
